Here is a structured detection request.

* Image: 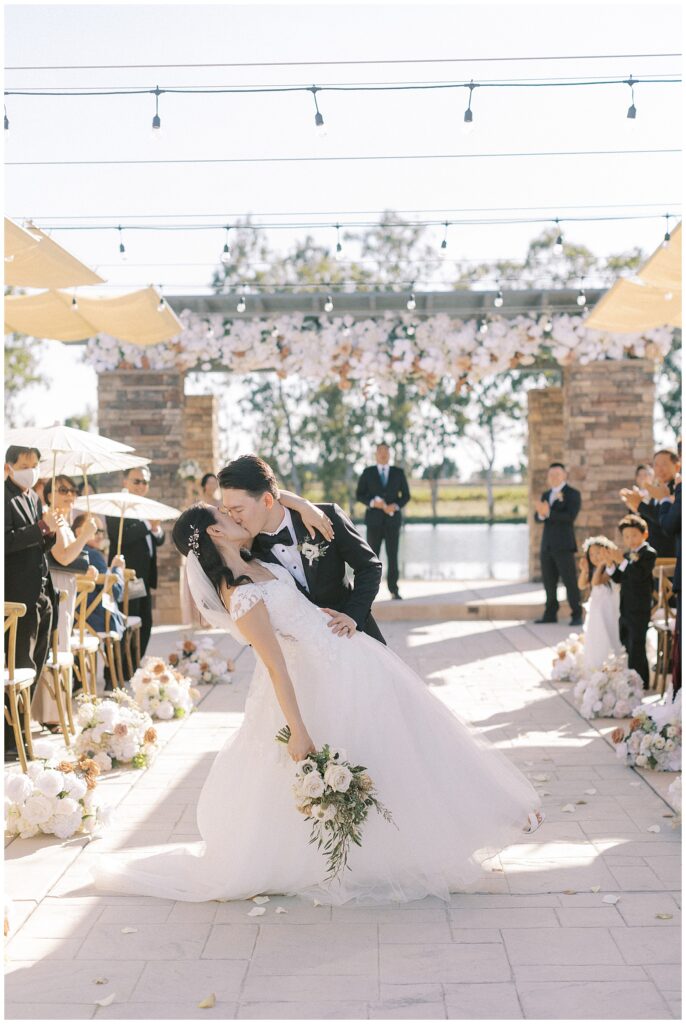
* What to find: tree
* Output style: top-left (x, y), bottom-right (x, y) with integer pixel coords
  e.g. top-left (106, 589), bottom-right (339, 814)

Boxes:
top-left (656, 333), bottom-right (682, 438)
top-left (4, 333), bottom-right (46, 427)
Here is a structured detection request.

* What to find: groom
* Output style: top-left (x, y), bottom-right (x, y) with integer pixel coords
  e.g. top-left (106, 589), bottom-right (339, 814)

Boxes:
top-left (218, 455), bottom-right (386, 644)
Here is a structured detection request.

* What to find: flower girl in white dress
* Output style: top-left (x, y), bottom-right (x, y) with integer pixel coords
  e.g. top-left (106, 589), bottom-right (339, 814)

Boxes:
top-left (578, 536), bottom-right (623, 672)
top-left (93, 503), bottom-right (542, 906)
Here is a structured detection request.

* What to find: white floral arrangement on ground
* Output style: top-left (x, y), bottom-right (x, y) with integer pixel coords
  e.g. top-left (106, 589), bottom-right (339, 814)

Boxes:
top-left (4, 755), bottom-right (111, 840)
top-left (131, 656), bottom-right (200, 720)
top-left (85, 312), bottom-right (674, 397)
top-left (177, 458), bottom-right (203, 482)
top-left (573, 653), bottom-right (644, 719)
top-left (168, 635), bottom-right (234, 684)
top-left (276, 725), bottom-right (395, 881)
top-left (74, 690), bottom-right (160, 772)
top-left (611, 690), bottom-right (682, 771)
top-left (551, 633), bottom-right (585, 682)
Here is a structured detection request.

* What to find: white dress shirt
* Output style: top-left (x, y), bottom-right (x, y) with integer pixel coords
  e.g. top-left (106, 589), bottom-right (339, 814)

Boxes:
top-left (261, 507), bottom-right (309, 591)
top-left (607, 540), bottom-right (647, 575)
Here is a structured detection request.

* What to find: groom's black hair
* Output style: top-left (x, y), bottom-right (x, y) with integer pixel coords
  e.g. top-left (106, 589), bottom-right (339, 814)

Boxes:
top-left (217, 454), bottom-right (279, 498)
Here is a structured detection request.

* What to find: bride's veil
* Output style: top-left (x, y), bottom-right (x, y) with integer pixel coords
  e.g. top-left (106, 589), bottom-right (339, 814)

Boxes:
top-left (184, 551), bottom-right (233, 631)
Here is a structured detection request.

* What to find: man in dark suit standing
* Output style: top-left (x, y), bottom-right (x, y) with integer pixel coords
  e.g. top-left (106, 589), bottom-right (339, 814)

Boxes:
top-left (534, 461), bottom-right (583, 625)
top-left (106, 466), bottom-right (164, 657)
top-left (4, 445), bottom-right (59, 749)
top-left (620, 448), bottom-right (679, 558)
top-left (356, 443), bottom-right (411, 600)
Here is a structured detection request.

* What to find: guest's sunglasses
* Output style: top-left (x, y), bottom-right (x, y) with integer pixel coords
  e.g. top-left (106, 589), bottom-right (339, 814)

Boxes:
top-left (57, 486), bottom-right (78, 496)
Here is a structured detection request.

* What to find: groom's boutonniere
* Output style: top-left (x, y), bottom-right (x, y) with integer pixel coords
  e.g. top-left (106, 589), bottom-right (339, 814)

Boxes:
top-left (297, 540), bottom-right (329, 566)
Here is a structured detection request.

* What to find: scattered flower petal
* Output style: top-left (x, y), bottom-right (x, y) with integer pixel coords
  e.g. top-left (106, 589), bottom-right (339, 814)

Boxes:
top-left (93, 978), bottom-right (109, 985)
top-left (247, 907), bottom-right (266, 917)
top-left (252, 895), bottom-right (270, 905)
top-left (95, 993), bottom-right (115, 1007)
top-left (575, 800), bottom-right (587, 805)
top-left (539, 790), bottom-right (551, 797)
top-left (563, 889), bottom-right (577, 895)
top-left (274, 906), bottom-right (287, 914)
top-left (629, 781), bottom-right (641, 787)
top-left (647, 825), bottom-right (661, 833)
top-left (584, 788), bottom-right (597, 795)
top-left (120, 927), bottom-right (137, 934)
top-left (602, 894), bottom-right (620, 904)
top-left (590, 886), bottom-right (601, 893)
top-left (313, 899), bottom-right (322, 907)
top-left (561, 804), bottom-right (576, 813)
top-left (655, 913), bottom-right (673, 920)
top-left (197, 994), bottom-right (216, 1009)
top-left (533, 775), bottom-right (549, 782)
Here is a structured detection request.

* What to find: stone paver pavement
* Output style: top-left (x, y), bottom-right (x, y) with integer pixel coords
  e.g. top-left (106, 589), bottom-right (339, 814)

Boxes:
top-left (4, 617), bottom-right (681, 1020)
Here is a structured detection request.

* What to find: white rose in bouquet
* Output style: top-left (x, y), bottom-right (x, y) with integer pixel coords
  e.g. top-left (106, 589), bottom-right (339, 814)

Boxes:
top-left (300, 772), bottom-right (326, 799)
top-left (5, 773), bottom-right (33, 804)
top-left (324, 764), bottom-right (353, 793)
top-left (155, 700), bottom-right (175, 721)
top-left (91, 752), bottom-right (113, 774)
top-left (34, 768), bottom-right (65, 799)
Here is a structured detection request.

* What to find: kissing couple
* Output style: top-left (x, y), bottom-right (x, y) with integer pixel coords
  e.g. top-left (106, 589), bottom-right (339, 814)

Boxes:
top-left (92, 454), bottom-right (543, 907)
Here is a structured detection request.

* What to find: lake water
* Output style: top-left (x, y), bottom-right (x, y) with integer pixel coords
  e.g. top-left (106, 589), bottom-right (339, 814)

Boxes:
top-left (360, 523), bottom-right (529, 581)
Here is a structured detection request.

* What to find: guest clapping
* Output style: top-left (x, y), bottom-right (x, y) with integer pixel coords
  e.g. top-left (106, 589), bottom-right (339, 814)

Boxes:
top-left (620, 449), bottom-right (680, 557)
top-left (601, 514), bottom-right (657, 688)
top-left (106, 466), bottom-right (164, 656)
top-left (534, 462), bottom-right (583, 625)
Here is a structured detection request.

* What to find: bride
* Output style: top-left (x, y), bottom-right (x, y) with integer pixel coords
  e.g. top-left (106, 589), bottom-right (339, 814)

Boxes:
top-left (93, 502), bottom-right (542, 906)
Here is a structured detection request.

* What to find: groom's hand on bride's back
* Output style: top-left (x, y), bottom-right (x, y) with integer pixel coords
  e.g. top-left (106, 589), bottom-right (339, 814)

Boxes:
top-left (321, 608), bottom-right (357, 638)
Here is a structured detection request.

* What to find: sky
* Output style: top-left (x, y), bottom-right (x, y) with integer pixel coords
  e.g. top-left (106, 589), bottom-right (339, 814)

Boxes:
top-left (4, 1), bottom-right (683, 467)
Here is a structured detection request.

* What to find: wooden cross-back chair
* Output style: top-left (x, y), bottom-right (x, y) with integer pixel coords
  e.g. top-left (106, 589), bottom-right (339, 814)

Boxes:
top-left (652, 562), bottom-right (676, 695)
top-left (122, 569), bottom-right (142, 677)
top-left (42, 589), bottom-right (76, 747)
top-left (84, 573), bottom-right (126, 690)
top-left (70, 578), bottom-right (99, 697)
top-left (4, 602), bottom-right (35, 772)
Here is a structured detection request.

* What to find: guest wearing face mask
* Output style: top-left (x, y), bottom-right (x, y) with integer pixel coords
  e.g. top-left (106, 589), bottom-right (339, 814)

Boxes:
top-left (4, 446), bottom-right (60, 753)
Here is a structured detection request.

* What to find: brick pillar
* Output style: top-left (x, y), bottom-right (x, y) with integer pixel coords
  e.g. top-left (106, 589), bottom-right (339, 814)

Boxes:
top-left (563, 359), bottom-right (655, 544)
top-left (97, 370), bottom-right (186, 626)
top-left (181, 394), bottom-right (220, 504)
top-left (527, 386), bottom-right (564, 581)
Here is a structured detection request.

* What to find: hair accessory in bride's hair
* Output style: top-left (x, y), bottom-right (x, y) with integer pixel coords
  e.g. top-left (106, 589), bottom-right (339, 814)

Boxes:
top-left (188, 526), bottom-right (201, 555)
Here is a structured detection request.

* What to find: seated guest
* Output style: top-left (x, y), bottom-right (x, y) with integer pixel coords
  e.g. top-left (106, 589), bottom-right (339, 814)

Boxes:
top-left (200, 472), bottom-right (221, 508)
top-left (654, 439), bottom-right (682, 693)
top-left (621, 449), bottom-right (680, 558)
top-left (74, 514), bottom-right (126, 690)
top-left (601, 514), bottom-right (657, 688)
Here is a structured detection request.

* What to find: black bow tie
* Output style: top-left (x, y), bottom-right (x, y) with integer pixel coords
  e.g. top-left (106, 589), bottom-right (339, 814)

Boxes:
top-left (258, 527), bottom-right (293, 549)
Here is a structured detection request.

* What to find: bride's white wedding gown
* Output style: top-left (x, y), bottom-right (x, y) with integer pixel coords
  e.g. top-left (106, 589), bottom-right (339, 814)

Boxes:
top-left (92, 562), bottom-right (540, 905)
top-left (583, 582), bottom-right (622, 672)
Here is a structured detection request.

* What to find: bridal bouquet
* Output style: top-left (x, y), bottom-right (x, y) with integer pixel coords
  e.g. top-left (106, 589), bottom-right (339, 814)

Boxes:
top-left (611, 691), bottom-right (682, 771)
top-left (276, 726), bottom-right (394, 882)
top-left (5, 756), bottom-right (111, 840)
top-left (168, 636), bottom-right (234, 685)
top-left (551, 633), bottom-right (584, 682)
top-left (131, 656), bottom-right (200, 720)
top-left (74, 691), bottom-right (159, 772)
top-left (573, 654), bottom-right (644, 719)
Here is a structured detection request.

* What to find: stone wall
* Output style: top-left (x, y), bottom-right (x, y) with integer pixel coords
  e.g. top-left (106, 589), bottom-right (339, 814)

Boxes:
top-left (527, 387), bottom-right (564, 580)
top-left (97, 372), bottom-right (219, 625)
top-left (563, 359), bottom-right (655, 544)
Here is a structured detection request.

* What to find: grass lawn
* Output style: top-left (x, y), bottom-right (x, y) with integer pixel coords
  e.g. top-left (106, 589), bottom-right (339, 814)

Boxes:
top-left (305, 481), bottom-right (528, 522)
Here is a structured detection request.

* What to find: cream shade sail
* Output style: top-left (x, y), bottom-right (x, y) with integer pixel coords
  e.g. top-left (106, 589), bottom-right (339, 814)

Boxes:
top-left (4, 219), bottom-right (105, 288)
top-left (4, 287), bottom-right (183, 345)
top-left (586, 222), bottom-right (681, 333)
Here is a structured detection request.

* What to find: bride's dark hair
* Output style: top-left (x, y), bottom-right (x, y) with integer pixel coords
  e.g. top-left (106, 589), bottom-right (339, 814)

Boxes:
top-left (172, 503), bottom-right (254, 592)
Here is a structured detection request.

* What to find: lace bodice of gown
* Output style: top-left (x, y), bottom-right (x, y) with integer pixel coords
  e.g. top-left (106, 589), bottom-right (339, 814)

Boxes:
top-left (227, 561), bottom-right (341, 660)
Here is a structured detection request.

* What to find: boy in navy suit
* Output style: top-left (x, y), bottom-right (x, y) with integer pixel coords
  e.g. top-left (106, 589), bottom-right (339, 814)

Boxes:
top-left (602, 514), bottom-right (657, 687)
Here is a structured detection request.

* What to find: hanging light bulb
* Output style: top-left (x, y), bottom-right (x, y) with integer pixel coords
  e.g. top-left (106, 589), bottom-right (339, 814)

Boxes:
top-left (3, 107), bottom-right (9, 132)
top-left (407, 323), bottom-right (415, 337)
top-left (324, 294), bottom-right (334, 313)
top-left (71, 295), bottom-right (79, 312)
top-left (335, 223), bottom-right (342, 255)
top-left (151, 86), bottom-right (162, 132)
top-left (553, 219), bottom-right (564, 254)
top-left (463, 80), bottom-right (476, 133)
top-left (576, 287), bottom-right (587, 307)
top-left (206, 320), bottom-right (214, 338)
top-left (543, 315), bottom-right (553, 333)
top-left (157, 288), bottom-right (165, 313)
top-left (493, 288), bottom-right (504, 308)
top-left (662, 214), bottom-right (671, 248)
top-left (406, 292), bottom-right (416, 311)
top-left (441, 222), bottom-right (449, 250)
top-left (625, 75), bottom-right (637, 120)
top-left (118, 226), bottom-right (127, 261)
top-left (478, 318), bottom-right (488, 336)
top-left (271, 325), bottom-right (280, 337)
top-left (236, 295), bottom-right (246, 313)
top-left (220, 226), bottom-right (231, 264)
top-left (310, 86), bottom-right (325, 129)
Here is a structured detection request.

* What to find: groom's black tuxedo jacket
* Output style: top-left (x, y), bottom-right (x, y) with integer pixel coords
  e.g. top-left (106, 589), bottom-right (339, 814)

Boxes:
top-left (251, 504), bottom-right (386, 644)
top-left (535, 484), bottom-right (581, 553)
top-left (356, 466), bottom-right (411, 531)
